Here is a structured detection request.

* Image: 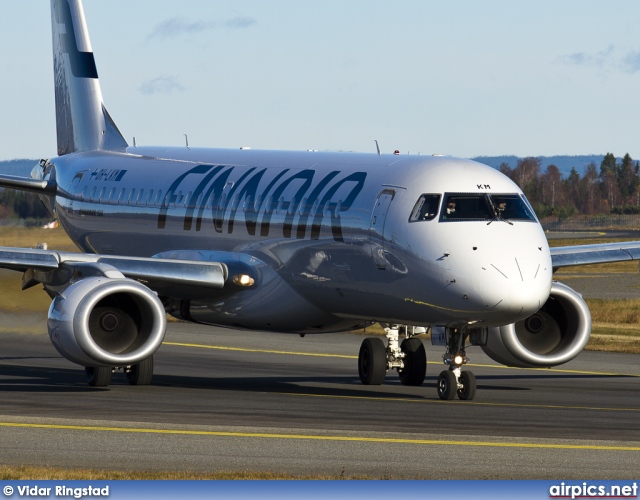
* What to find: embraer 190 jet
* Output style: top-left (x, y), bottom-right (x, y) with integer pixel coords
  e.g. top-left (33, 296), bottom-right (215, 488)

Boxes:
top-left (1, 0), bottom-right (637, 400)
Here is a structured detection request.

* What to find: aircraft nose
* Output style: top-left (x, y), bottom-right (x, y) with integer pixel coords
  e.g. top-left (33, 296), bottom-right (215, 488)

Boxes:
top-left (479, 255), bottom-right (552, 322)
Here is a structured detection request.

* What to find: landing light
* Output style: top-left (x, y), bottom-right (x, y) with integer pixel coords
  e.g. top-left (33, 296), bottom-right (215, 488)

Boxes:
top-left (453, 355), bottom-right (464, 365)
top-left (233, 274), bottom-right (255, 287)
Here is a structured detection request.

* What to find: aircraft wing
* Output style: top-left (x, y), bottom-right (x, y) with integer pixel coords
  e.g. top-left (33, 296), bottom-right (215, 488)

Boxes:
top-left (0, 246), bottom-right (227, 299)
top-left (550, 241), bottom-right (640, 269)
top-left (0, 173), bottom-right (56, 194)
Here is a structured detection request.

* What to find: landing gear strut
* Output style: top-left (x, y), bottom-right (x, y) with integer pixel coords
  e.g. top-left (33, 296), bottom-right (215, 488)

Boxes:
top-left (436, 328), bottom-right (476, 401)
top-left (358, 325), bottom-right (426, 386)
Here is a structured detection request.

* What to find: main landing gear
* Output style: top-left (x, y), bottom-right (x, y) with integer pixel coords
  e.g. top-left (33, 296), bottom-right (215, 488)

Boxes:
top-left (358, 325), bottom-right (427, 387)
top-left (357, 325), bottom-right (478, 401)
top-left (84, 356), bottom-right (154, 387)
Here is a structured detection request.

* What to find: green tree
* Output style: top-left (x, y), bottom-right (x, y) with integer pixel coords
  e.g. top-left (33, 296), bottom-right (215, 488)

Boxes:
top-left (600, 152), bottom-right (617, 177)
top-left (616, 153), bottom-right (639, 202)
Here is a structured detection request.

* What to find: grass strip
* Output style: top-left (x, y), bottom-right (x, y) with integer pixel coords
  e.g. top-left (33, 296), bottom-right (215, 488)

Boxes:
top-left (0, 465), bottom-right (364, 480)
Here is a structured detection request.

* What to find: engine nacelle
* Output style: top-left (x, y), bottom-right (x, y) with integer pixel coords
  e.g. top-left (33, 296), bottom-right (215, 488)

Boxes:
top-left (481, 282), bottom-right (591, 368)
top-left (48, 277), bottom-right (167, 367)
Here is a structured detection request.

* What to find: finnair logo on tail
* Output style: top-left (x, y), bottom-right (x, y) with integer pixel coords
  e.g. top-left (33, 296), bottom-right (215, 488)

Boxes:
top-left (53, 0), bottom-right (98, 79)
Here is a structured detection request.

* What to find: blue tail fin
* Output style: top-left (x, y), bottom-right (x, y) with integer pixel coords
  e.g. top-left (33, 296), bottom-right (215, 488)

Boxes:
top-left (51, 0), bottom-right (128, 155)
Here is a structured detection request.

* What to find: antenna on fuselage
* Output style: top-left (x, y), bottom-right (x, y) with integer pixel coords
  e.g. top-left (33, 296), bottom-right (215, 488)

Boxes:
top-left (184, 134), bottom-right (189, 148)
top-left (133, 137), bottom-right (137, 147)
top-left (374, 140), bottom-right (381, 157)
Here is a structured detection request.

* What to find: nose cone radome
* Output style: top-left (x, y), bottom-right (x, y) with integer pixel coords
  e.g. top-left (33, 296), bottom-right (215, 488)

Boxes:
top-left (426, 219), bottom-right (553, 327)
top-left (478, 241), bottom-right (553, 324)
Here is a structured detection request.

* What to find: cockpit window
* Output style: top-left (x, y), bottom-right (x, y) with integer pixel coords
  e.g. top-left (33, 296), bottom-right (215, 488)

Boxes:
top-left (491, 194), bottom-right (537, 221)
top-left (409, 194), bottom-right (441, 222)
top-left (440, 193), bottom-right (537, 222)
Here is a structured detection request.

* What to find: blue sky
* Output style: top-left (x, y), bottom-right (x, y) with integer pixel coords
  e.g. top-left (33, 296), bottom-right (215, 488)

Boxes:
top-left (2, 1), bottom-right (640, 161)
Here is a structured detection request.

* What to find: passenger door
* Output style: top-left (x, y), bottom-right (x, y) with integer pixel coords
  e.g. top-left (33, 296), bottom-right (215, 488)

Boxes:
top-left (369, 190), bottom-right (395, 269)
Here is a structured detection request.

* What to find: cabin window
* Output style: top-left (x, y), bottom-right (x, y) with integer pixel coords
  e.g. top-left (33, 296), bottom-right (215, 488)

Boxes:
top-left (172, 191), bottom-right (182, 207)
top-left (311, 199), bottom-right (320, 215)
top-left (108, 187), bottom-right (117, 203)
top-left (277, 197), bottom-right (288, 214)
top-left (155, 190), bottom-right (163, 207)
top-left (244, 195), bottom-right (254, 212)
top-left (409, 194), bottom-right (441, 222)
top-left (231, 195), bottom-right (240, 211)
top-left (297, 198), bottom-right (307, 215)
top-left (162, 191), bottom-right (172, 208)
top-left (265, 196), bottom-right (274, 214)
top-left (288, 197), bottom-right (298, 216)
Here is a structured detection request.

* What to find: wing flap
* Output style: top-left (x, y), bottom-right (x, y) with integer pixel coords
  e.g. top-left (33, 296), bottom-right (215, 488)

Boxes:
top-left (0, 246), bottom-right (227, 296)
top-left (0, 248), bottom-right (61, 270)
top-left (97, 256), bottom-right (227, 289)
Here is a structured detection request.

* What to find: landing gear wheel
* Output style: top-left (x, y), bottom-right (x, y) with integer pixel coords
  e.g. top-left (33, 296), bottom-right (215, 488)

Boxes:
top-left (457, 371), bottom-right (476, 401)
top-left (358, 337), bottom-right (387, 385)
top-left (437, 370), bottom-right (457, 400)
top-left (398, 338), bottom-right (427, 386)
top-left (126, 356), bottom-right (154, 386)
top-left (85, 366), bottom-right (112, 387)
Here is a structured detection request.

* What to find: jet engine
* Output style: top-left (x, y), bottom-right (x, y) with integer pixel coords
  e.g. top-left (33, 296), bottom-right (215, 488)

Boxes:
top-left (481, 282), bottom-right (591, 368)
top-left (47, 277), bottom-right (166, 367)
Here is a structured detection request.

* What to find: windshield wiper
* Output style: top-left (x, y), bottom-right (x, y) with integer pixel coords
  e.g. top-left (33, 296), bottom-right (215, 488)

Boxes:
top-left (486, 195), bottom-right (513, 226)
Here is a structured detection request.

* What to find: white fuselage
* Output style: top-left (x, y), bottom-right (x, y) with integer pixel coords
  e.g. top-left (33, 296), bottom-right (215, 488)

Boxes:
top-left (42, 148), bottom-right (553, 332)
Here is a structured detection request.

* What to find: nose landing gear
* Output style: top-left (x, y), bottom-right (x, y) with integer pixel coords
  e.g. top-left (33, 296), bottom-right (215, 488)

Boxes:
top-left (436, 327), bottom-right (477, 401)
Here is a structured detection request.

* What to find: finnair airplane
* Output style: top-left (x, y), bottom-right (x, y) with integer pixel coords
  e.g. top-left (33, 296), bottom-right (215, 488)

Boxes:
top-left (1, 0), bottom-right (638, 400)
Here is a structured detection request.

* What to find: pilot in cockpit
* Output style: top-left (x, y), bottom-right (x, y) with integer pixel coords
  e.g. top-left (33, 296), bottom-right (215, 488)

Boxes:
top-left (443, 201), bottom-right (456, 218)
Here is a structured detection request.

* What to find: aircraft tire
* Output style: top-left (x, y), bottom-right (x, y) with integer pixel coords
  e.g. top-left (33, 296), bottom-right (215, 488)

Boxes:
top-left (125, 356), bottom-right (154, 385)
top-left (398, 338), bottom-right (426, 386)
top-left (85, 366), bottom-right (112, 387)
top-left (457, 371), bottom-right (476, 401)
top-left (437, 370), bottom-right (457, 400)
top-left (358, 337), bottom-right (386, 385)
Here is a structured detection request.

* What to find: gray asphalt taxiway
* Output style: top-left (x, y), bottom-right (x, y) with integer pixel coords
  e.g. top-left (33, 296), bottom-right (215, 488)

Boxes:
top-left (1, 321), bottom-right (639, 479)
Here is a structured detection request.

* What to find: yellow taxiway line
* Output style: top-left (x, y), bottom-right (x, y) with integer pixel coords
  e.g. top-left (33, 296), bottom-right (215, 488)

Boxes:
top-left (164, 341), bottom-right (355, 359)
top-left (279, 391), bottom-right (640, 413)
top-left (161, 341), bottom-right (640, 413)
top-left (162, 341), bottom-right (640, 377)
top-left (0, 421), bottom-right (638, 451)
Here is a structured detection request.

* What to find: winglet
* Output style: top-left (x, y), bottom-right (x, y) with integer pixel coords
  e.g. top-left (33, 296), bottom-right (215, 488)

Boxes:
top-left (51, 0), bottom-right (128, 155)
